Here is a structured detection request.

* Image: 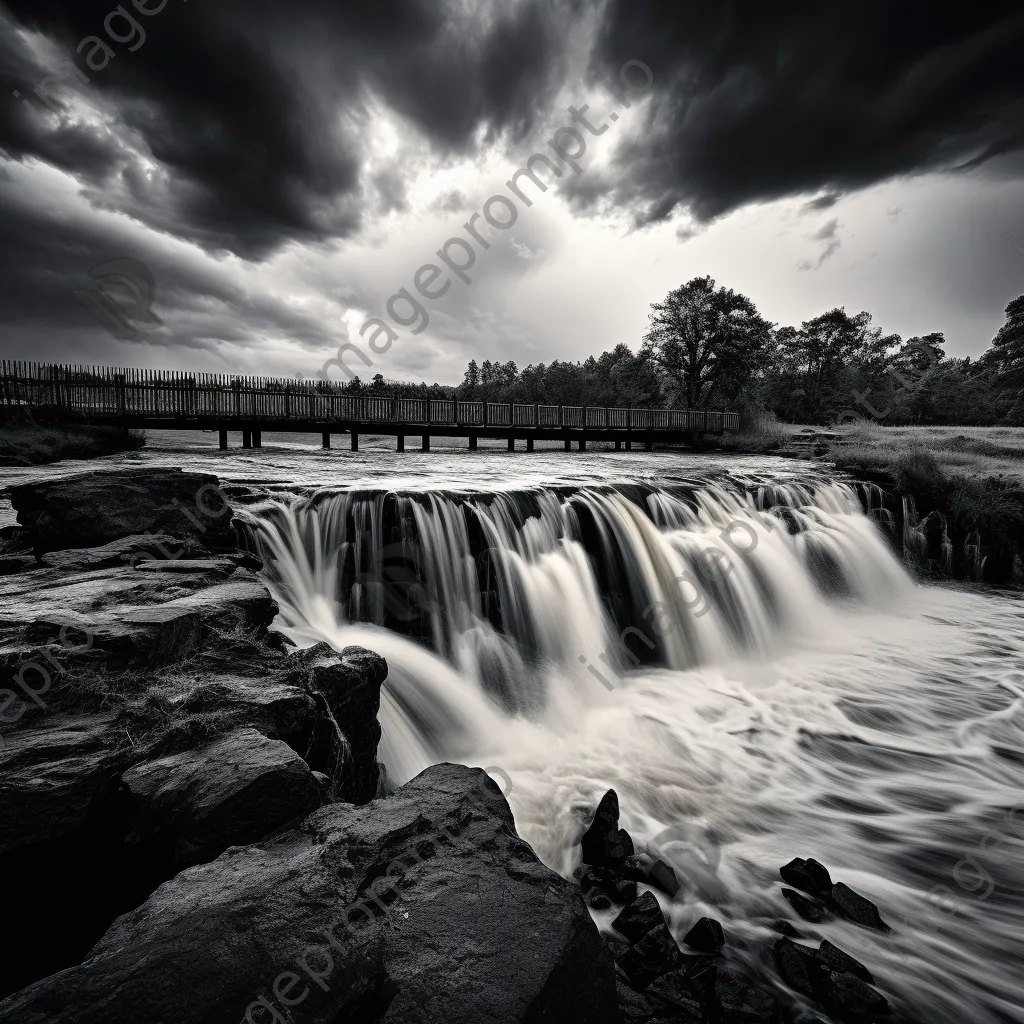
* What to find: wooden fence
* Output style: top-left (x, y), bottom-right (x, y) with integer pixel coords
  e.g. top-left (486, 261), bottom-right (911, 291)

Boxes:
top-left (0, 360), bottom-right (740, 433)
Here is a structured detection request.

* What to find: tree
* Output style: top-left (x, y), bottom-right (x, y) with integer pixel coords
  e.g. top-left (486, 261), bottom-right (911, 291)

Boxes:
top-left (461, 359), bottom-right (480, 397)
top-left (642, 277), bottom-right (773, 408)
top-left (983, 295), bottom-right (1024, 385)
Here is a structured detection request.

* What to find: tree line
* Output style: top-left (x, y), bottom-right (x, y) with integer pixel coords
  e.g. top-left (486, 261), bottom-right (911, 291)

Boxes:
top-left (337, 278), bottom-right (1024, 426)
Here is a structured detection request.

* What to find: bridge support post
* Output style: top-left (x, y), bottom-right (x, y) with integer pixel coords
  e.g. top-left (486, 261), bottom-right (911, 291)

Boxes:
top-left (351, 431), bottom-right (359, 452)
top-left (564, 438), bottom-right (571, 452)
top-left (242, 430), bottom-right (252, 449)
top-left (422, 434), bottom-right (430, 452)
top-left (468, 434), bottom-right (477, 450)
top-left (507, 437), bottom-right (515, 452)
top-left (252, 430), bottom-right (262, 448)
top-left (526, 438), bottom-right (534, 453)
top-left (218, 429), bottom-right (228, 450)
top-left (396, 435), bottom-right (404, 452)
top-left (322, 431), bottom-right (331, 449)
top-left (614, 439), bottom-right (621, 451)
top-left (577, 437), bottom-right (586, 452)
top-left (644, 437), bottom-right (653, 451)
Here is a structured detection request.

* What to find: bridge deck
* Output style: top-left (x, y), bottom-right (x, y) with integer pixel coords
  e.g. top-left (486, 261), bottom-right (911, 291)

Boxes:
top-left (0, 361), bottom-right (740, 442)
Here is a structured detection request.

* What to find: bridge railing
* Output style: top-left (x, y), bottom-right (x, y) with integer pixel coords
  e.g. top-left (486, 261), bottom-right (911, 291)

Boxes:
top-left (0, 360), bottom-right (741, 432)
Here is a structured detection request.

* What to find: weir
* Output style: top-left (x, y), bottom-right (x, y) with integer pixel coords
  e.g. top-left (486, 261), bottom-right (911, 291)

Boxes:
top-left (241, 477), bottom-right (912, 785)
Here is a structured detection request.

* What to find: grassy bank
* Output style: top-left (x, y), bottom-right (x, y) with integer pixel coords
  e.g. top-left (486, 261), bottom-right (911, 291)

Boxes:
top-left (832, 423), bottom-right (1024, 486)
top-left (0, 423), bottom-right (146, 466)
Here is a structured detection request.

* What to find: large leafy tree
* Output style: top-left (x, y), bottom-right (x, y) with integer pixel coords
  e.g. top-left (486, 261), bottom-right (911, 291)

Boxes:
top-left (983, 295), bottom-right (1024, 385)
top-left (641, 277), bottom-right (773, 408)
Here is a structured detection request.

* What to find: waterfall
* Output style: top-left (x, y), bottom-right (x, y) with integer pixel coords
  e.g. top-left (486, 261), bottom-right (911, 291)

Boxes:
top-left (240, 478), bottom-right (913, 789)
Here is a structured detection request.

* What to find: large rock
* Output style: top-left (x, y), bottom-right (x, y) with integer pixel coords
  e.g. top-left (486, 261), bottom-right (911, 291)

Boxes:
top-left (0, 714), bottom-right (139, 999)
top-left (122, 727), bottom-right (324, 872)
top-left (0, 714), bottom-right (121, 857)
top-left (298, 642), bottom-right (387, 803)
top-left (0, 562), bottom-right (277, 672)
top-left (0, 763), bottom-right (617, 1024)
top-left (9, 468), bottom-right (236, 555)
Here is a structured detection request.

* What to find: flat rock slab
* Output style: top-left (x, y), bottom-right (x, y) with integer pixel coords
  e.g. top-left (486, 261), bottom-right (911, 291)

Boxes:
top-left (122, 726), bottom-right (323, 870)
top-left (0, 565), bottom-right (277, 669)
top-left (0, 763), bottom-right (617, 1024)
top-left (10, 468), bottom-right (235, 555)
top-left (38, 534), bottom-right (186, 572)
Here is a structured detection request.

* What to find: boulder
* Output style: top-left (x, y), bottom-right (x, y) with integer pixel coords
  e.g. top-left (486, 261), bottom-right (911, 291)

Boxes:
top-left (683, 916), bottom-right (725, 953)
top-left (579, 865), bottom-right (637, 908)
top-left (612, 891), bottom-right (667, 944)
top-left (296, 642), bottom-right (388, 804)
top-left (713, 967), bottom-right (781, 1023)
top-left (782, 888), bottom-right (833, 923)
top-left (829, 882), bottom-right (890, 933)
top-left (780, 857), bottom-right (833, 900)
top-left (580, 788), bottom-right (634, 869)
top-left (122, 727), bottom-right (324, 871)
top-left (815, 940), bottom-right (873, 984)
top-left (615, 922), bottom-right (683, 989)
top-left (9, 468), bottom-right (235, 555)
top-left (0, 763), bottom-right (617, 1024)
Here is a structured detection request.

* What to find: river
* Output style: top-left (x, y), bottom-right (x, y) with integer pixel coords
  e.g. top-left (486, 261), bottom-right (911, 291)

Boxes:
top-left (3, 429), bottom-right (1023, 1023)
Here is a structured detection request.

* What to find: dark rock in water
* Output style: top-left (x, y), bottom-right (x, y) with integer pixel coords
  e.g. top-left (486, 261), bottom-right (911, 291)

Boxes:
top-left (581, 788), bottom-right (634, 868)
top-left (713, 966), bottom-right (781, 1023)
top-left (772, 938), bottom-right (819, 999)
top-left (615, 975), bottom-right (664, 1024)
top-left (830, 882), bottom-right (891, 933)
top-left (122, 727), bottom-right (324, 872)
top-left (815, 940), bottom-right (874, 984)
top-left (648, 857), bottom-right (681, 897)
top-left (613, 891), bottom-right (666, 944)
top-left (296, 642), bottom-right (387, 804)
top-left (683, 916), bottom-right (725, 953)
top-left (580, 865), bottom-right (637, 907)
top-left (781, 857), bottom-right (833, 899)
top-left (10, 468), bottom-right (236, 555)
top-left (616, 920), bottom-right (683, 988)
top-left (647, 958), bottom-right (714, 1018)
top-left (773, 919), bottom-right (804, 938)
top-left (586, 887), bottom-right (614, 910)
top-left (0, 763), bottom-right (617, 1024)
top-left (783, 887), bottom-right (834, 923)
top-left (818, 970), bottom-right (891, 1021)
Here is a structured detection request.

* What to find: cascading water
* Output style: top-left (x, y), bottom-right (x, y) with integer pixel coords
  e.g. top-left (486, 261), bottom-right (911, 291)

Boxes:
top-left (241, 473), bottom-right (1024, 1024)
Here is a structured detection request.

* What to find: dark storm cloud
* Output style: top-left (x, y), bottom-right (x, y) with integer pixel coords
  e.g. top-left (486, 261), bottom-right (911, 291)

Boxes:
top-left (586, 0), bottom-right (1024, 226)
top-left (0, 181), bottom-right (344, 360)
top-left (0, 0), bottom-right (571, 258)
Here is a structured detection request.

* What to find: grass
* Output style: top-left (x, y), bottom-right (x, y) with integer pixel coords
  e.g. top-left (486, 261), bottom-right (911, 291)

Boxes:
top-left (831, 422), bottom-right (1024, 487)
top-left (714, 406), bottom-right (794, 453)
top-left (0, 423), bottom-right (146, 465)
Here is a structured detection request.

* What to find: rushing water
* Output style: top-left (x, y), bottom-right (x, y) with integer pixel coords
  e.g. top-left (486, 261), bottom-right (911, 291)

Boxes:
top-left (5, 433), bottom-right (1023, 1021)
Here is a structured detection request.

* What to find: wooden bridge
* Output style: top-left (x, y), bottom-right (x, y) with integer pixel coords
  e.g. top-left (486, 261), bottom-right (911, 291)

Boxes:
top-left (0, 361), bottom-right (740, 452)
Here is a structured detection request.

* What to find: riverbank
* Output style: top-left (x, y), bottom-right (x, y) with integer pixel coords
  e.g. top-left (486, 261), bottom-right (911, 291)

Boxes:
top-left (0, 422), bottom-right (145, 466)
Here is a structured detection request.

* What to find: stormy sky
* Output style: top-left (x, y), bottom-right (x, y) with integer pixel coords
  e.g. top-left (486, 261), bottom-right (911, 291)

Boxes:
top-left (1, 0), bottom-right (1022, 382)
